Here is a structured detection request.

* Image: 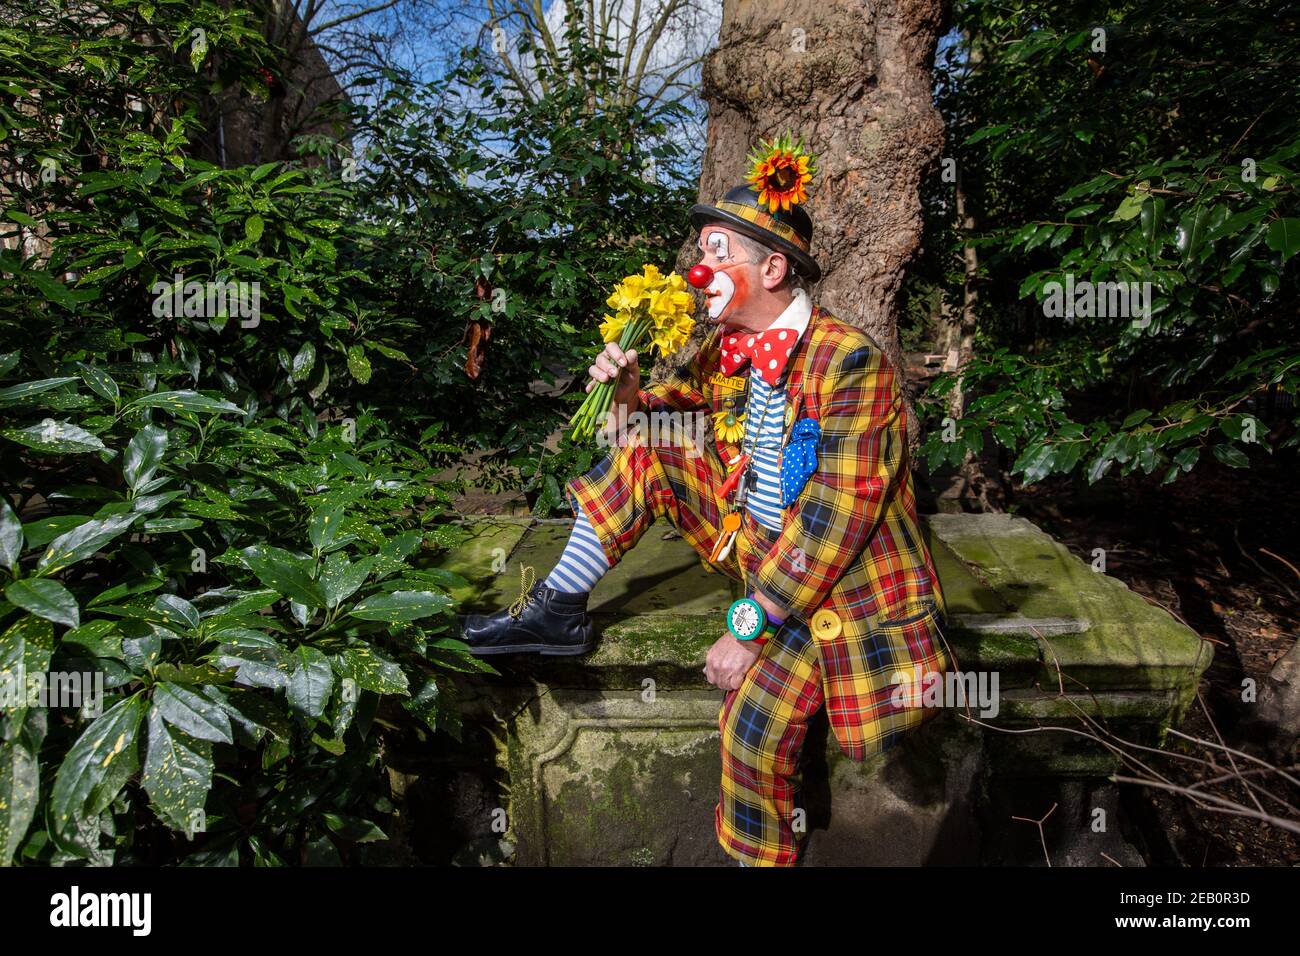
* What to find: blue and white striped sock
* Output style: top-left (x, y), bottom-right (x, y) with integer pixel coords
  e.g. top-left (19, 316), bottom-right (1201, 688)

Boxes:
top-left (544, 504), bottom-right (611, 595)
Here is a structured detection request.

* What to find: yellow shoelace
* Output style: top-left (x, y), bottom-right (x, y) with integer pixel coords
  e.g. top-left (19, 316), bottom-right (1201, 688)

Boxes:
top-left (508, 564), bottom-right (537, 617)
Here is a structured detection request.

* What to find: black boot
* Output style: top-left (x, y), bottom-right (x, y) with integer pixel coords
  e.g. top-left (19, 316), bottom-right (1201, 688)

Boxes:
top-left (460, 579), bottom-right (595, 656)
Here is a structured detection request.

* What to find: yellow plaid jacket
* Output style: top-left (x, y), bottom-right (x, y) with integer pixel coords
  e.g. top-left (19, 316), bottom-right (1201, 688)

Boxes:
top-left (643, 305), bottom-right (950, 760)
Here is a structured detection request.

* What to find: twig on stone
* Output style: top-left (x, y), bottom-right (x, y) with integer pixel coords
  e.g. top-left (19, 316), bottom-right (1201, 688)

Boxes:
top-left (1011, 803), bottom-right (1057, 867)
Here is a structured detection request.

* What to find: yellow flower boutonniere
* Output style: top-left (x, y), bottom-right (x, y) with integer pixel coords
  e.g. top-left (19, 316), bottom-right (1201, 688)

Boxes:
top-left (712, 409), bottom-right (745, 444)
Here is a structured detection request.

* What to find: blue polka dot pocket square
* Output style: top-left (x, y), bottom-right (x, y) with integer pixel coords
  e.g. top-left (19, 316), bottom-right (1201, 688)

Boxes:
top-left (780, 417), bottom-right (821, 508)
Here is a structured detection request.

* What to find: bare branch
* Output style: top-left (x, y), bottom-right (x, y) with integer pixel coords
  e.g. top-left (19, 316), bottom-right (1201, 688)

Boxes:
top-left (311, 0), bottom-right (403, 37)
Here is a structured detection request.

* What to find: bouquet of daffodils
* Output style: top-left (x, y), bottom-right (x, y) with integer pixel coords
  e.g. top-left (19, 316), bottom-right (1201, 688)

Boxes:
top-left (567, 264), bottom-right (696, 442)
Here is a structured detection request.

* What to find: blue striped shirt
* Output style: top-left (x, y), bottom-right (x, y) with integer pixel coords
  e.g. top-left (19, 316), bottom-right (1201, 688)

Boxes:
top-left (742, 368), bottom-right (787, 532)
top-left (734, 289), bottom-right (812, 534)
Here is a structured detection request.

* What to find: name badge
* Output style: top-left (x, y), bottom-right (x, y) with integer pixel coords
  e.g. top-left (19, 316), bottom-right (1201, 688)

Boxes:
top-left (710, 372), bottom-right (747, 392)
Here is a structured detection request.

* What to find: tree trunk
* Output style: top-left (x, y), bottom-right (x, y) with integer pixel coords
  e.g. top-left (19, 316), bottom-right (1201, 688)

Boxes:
top-left (948, 172), bottom-right (977, 423)
top-left (682, 0), bottom-right (946, 386)
top-left (943, 169), bottom-right (1005, 510)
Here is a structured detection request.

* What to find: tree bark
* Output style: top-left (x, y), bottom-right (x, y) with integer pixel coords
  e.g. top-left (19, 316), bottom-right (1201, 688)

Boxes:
top-left (683, 0), bottom-right (946, 385)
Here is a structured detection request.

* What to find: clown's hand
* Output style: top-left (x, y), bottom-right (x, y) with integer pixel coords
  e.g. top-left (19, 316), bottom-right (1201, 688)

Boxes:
top-left (704, 632), bottom-right (763, 691)
top-left (588, 342), bottom-right (641, 414)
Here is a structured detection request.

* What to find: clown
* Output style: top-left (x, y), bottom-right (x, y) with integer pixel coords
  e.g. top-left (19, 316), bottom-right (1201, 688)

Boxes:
top-left (461, 132), bottom-right (951, 868)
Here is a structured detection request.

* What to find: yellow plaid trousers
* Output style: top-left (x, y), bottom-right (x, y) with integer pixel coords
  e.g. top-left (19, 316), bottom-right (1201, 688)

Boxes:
top-left (564, 425), bottom-right (823, 866)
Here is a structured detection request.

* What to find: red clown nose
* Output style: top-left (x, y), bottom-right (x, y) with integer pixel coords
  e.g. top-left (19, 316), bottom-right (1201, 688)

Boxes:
top-left (686, 263), bottom-right (714, 289)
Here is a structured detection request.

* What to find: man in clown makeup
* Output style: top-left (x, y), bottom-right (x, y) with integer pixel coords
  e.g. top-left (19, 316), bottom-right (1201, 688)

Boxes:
top-left (462, 133), bottom-right (951, 867)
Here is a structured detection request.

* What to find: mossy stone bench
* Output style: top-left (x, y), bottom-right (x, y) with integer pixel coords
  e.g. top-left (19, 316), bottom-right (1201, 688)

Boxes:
top-left (426, 513), bottom-right (1209, 866)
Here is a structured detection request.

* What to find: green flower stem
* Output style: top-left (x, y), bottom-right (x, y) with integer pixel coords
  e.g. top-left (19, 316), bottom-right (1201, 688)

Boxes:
top-left (568, 312), bottom-right (651, 442)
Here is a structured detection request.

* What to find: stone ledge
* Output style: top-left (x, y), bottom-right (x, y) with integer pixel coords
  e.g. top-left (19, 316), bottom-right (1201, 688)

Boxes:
top-left (433, 513), bottom-right (1209, 702)
top-left (428, 512), bottom-right (1211, 865)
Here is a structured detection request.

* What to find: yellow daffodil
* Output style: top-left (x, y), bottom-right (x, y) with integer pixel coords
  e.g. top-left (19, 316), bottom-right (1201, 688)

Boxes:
top-left (650, 321), bottom-right (691, 356)
top-left (599, 311), bottom-right (628, 344)
top-left (646, 284), bottom-right (695, 355)
top-left (607, 274), bottom-right (648, 313)
top-left (654, 286), bottom-right (694, 316)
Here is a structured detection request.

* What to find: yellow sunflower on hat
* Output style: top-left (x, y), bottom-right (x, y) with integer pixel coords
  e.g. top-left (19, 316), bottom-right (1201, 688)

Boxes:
top-left (746, 131), bottom-right (817, 213)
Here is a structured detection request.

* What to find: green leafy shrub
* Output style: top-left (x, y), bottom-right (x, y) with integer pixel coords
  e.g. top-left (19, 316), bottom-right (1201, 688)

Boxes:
top-left (0, 0), bottom-right (490, 866)
top-left (916, 0), bottom-right (1299, 486)
top-left (340, 39), bottom-right (696, 507)
top-left (0, 1), bottom-right (699, 864)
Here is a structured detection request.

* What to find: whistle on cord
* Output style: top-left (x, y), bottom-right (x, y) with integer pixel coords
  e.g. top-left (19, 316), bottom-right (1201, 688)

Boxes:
top-left (718, 453), bottom-right (750, 500)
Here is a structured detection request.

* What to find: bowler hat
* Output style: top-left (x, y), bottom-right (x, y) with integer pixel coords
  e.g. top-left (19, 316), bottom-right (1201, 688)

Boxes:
top-left (690, 184), bottom-right (821, 282)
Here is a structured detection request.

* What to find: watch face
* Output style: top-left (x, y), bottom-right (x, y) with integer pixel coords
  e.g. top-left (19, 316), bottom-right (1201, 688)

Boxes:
top-left (728, 599), bottom-right (764, 640)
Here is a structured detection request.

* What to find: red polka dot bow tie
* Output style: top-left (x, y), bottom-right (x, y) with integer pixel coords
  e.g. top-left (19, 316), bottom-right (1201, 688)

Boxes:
top-left (719, 327), bottom-right (800, 386)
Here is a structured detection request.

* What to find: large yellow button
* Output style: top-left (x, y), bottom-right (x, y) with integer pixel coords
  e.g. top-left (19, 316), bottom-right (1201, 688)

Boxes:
top-left (811, 609), bottom-right (842, 641)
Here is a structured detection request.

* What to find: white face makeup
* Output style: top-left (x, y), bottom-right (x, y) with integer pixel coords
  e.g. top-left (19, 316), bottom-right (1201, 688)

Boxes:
top-left (707, 270), bottom-right (735, 319)
top-left (705, 230), bottom-right (730, 261)
top-left (700, 229), bottom-right (740, 321)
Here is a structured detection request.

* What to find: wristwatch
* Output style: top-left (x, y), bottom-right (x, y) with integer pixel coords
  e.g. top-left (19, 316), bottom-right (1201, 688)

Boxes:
top-left (726, 597), bottom-right (765, 642)
top-left (726, 597), bottom-right (783, 645)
